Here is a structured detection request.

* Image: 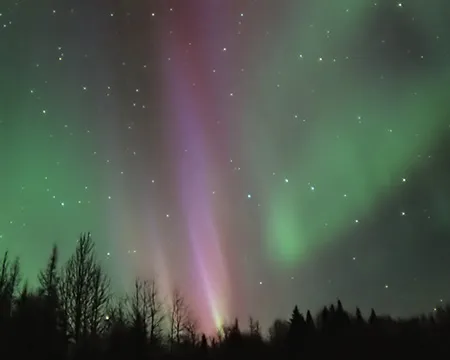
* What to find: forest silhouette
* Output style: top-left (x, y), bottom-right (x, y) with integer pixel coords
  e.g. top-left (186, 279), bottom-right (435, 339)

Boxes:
top-left (0, 233), bottom-right (449, 359)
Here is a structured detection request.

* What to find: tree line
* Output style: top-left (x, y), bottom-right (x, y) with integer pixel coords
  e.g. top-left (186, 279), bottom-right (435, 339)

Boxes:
top-left (1, 232), bottom-right (450, 359)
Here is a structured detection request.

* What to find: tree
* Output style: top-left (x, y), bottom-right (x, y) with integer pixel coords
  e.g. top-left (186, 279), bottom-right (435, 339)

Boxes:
top-left (105, 297), bottom-right (130, 360)
top-left (87, 264), bottom-right (110, 337)
top-left (249, 316), bottom-right (262, 340)
top-left (200, 333), bottom-right (208, 352)
top-left (246, 317), bottom-right (265, 356)
top-left (168, 288), bottom-right (190, 350)
top-left (38, 245), bottom-right (59, 298)
top-left (369, 308), bottom-right (378, 325)
top-left (59, 233), bottom-right (110, 344)
top-left (0, 251), bottom-right (20, 320)
top-left (305, 310), bottom-right (315, 333)
top-left (221, 318), bottom-right (243, 354)
top-left (316, 306), bottom-right (329, 332)
top-left (335, 299), bottom-right (350, 330)
top-left (128, 281), bottom-right (148, 360)
top-left (146, 279), bottom-right (164, 345)
top-left (0, 251), bottom-right (20, 354)
top-left (337, 299), bottom-right (344, 312)
top-left (37, 246), bottom-right (67, 360)
top-left (268, 318), bottom-right (289, 348)
top-left (38, 245), bottom-right (67, 331)
top-left (11, 287), bottom-right (45, 358)
top-left (184, 310), bottom-right (199, 346)
top-left (287, 305), bottom-right (306, 353)
top-left (107, 296), bottom-right (128, 327)
top-left (128, 278), bottom-right (165, 357)
top-left (356, 307), bottom-right (364, 325)
top-left (329, 303), bottom-right (336, 316)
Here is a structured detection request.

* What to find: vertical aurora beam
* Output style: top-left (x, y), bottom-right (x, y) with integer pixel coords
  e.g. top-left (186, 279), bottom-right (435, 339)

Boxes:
top-left (160, 6), bottom-right (233, 332)
top-left (166, 69), bottom-right (230, 332)
top-left (179, 117), bottom-right (229, 332)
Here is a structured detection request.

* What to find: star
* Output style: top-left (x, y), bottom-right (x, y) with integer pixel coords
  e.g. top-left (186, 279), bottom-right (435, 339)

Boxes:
top-left (1, 0), bottom-right (449, 336)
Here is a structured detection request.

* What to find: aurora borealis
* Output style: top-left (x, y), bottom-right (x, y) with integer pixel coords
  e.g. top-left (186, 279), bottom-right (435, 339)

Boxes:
top-left (1, 0), bottom-right (450, 334)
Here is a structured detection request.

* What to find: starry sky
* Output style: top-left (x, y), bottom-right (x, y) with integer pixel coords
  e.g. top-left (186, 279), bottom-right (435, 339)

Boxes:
top-left (1, 0), bottom-right (450, 334)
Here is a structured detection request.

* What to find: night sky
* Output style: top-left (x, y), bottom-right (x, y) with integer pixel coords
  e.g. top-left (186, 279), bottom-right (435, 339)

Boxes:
top-left (1, 0), bottom-right (450, 334)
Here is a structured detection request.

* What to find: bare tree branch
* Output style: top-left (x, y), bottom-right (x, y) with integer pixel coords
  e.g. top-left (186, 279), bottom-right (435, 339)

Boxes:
top-left (168, 288), bottom-right (196, 350)
top-left (0, 251), bottom-right (21, 320)
top-left (128, 278), bottom-right (164, 345)
top-left (59, 233), bottom-right (110, 343)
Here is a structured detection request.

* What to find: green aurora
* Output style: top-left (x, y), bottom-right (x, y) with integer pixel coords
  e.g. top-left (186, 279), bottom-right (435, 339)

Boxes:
top-left (239, 1), bottom-right (450, 268)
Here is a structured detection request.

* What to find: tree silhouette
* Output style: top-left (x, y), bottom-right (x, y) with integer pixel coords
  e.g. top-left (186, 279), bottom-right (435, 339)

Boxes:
top-left (199, 333), bottom-right (209, 358)
top-left (229, 318), bottom-right (242, 340)
top-left (317, 305), bottom-right (329, 332)
top-left (2, 234), bottom-right (450, 358)
top-left (248, 316), bottom-right (260, 338)
top-left (184, 309), bottom-right (199, 346)
top-left (356, 307), bottom-right (364, 323)
top-left (59, 233), bottom-right (110, 345)
top-left (337, 299), bottom-right (344, 311)
top-left (104, 297), bottom-right (130, 360)
top-left (221, 318), bottom-right (244, 357)
top-left (12, 286), bottom-right (45, 358)
top-left (0, 251), bottom-right (20, 353)
top-left (38, 245), bottom-right (59, 297)
top-left (329, 303), bottom-right (336, 316)
top-left (37, 245), bottom-right (67, 360)
top-left (268, 318), bottom-right (289, 349)
top-left (335, 299), bottom-right (350, 330)
top-left (168, 288), bottom-right (190, 351)
top-left (127, 278), bottom-right (165, 358)
top-left (305, 310), bottom-right (315, 333)
top-left (146, 279), bottom-right (165, 346)
top-left (0, 251), bottom-right (20, 319)
top-left (287, 305), bottom-right (306, 354)
top-left (88, 263), bottom-right (110, 337)
top-left (369, 308), bottom-right (378, 325)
